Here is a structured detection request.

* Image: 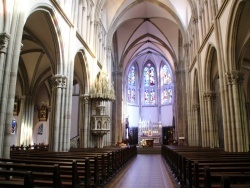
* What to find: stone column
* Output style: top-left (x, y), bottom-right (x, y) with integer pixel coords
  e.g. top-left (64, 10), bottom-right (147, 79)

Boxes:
top-left (0, 33), bottom-right (10, 153)
top-left (188, 105), bottom-right (194, 146)
top-left (112, 71), bottom-right (122, 145)
top-left (78, 0), bottom-right (83, 34)
top-left (246, 101), bottom-right (250, 144)
top-left (71, 0), bottom-right (76, 21)
top-left (2, 37), bottom-right (23, 158)
top-left (193, 103), bottom-right (200, 146)
top-left (81, 5), bottom-right (86, 40)
top-left (226, 71), bottom-right (235, 151)
top-left (204, 91), bottom-right (218, 148)
top-left (60, 76), bottom-right (68, 151)
top-left (19, 96), bottom-right (35, 146)
top-left (203, 92), bottom-right (209, 147)
top-left (49, 75), bottom-right (67, 152)
top-left (0, 33), bottom-right (10, 99)
top-left (73, 0), bottom-right (79, 26)
top-left (207, 0), bottom-right (213, 23)
top-left (80, 94), bottom-right (89, 148)
top-left (87, 15), bottom-right (90, 43)
top-left (94, 21), bottom-right (99, 57)
top-left (227, 71), bottom-right (249, 152)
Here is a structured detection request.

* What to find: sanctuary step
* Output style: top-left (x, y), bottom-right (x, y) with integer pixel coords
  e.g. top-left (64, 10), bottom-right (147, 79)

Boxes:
top-left (137, 144), bottom-right (161, 154)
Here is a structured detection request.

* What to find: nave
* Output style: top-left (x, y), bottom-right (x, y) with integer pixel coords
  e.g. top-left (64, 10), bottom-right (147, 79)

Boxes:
top-left (104, 154), bottom-right (178, 188)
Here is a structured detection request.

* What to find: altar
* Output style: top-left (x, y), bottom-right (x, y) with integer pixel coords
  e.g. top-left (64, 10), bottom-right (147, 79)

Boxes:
top-left (138, 120), bottom-right (162, 146)
top-left (139, 135), bottom-right (161, 144)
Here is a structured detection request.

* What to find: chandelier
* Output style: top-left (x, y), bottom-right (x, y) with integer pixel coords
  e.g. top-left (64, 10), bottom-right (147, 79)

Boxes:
top-left (90, 70), bottom-right (115, 102)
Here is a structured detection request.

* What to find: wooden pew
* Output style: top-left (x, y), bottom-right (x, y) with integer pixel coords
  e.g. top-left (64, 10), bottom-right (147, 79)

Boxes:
top-left (9, 145), bottom-right (137, 187)
top-left (161, 145), bottom-right (250, 188)
top-left (0, 163), bottom-right (63, 188)
top-left (204, 166), bottom-right (250, 188)
top-left (0, 170), bottom-right (33, 188)
top-left (0, 158), bottom-right (92, 188)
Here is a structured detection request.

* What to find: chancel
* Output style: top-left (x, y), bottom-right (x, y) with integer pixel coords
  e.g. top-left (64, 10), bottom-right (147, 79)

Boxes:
top-left (0, 0), bottom-right (250, 187)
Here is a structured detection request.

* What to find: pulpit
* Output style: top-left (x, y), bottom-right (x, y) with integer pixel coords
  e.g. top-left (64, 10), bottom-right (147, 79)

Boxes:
top-left (91, 105), bottom-right (110, 148)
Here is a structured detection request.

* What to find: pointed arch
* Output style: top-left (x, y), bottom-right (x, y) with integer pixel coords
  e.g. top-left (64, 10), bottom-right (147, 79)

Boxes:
top-left (74, 50), bottom-right (90, 94)
top-left (204, 44), bottom-right (218, 91)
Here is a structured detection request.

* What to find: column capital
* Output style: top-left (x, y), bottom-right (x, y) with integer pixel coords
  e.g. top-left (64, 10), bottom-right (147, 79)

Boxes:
top-left (192, 103), bottom-right (200, 110)
top-left (80, 94), bottom-right (90, 104)
top-left (0, 32), bottom-right (11, 53)
top-left (226, 70), bottom-right (243, 85)
top-left (51, 74), bottom-right (67, 89)
top-left (193, 17), bottom-right (198, 24)
top-left (203, 91), bottom-right (216, 101)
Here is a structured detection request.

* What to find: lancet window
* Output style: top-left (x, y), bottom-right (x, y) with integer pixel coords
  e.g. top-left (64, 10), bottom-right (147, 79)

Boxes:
top-left (127, 65), bottom-right (137, 104)
top-left (143, 62), bottom-right (156, 105)
top-left (161, 64), bottom-right (173, 104)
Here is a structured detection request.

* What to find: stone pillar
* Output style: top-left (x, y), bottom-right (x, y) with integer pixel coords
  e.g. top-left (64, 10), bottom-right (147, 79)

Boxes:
top-left (201, 8), bottom-right (206, 36)
top-left (246, 101), bottom-right (250, 144)
top-left (204, 91), bottom-right (219, 148)
top-left (78, 0), bottom-right (83, 34)
top-left (0, 33), bottom-right (10, 156)
top-left (1, 34), bottom-right (23, 158)
top-left (49, 75), bottom-right (67, 152)
top-left (188, 105), bottom-right (194, 146)
top-left (112, 71), bottom-right (122, 145)
top-left (80, 94), bottom-right (89, 148)
top-left (73, 0), bottom-right (79, 26)
top-left (207, 0), bottom-right (213, 23)
top-left (204, 0), bottom-right (211, 27)
top-left (0, 33), bottom-right (10, 98)
top-left (193, 103), bottom-right (200, 146)
top-left (81, 4), bottom-right (86, 40)
top-left (94, 21), bottom-right (99, 57)
top-left (19, 96), bottom-right (35, 146)
top-left (203, 93), bottom-right (208, 147)
top-left (227, 71), bottom-right (249, 152)
top-left (59, 76), bottom-right (67, 151)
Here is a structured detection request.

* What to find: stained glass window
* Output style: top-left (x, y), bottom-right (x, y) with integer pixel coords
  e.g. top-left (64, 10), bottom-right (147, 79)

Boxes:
top-left (11, 119), bottom-right (17, 134)
top-left (128, 65), bottom-right (136, 86)
top-left (161, 64), bottom-right (172, 85)
top-left (127, 65), bottom-right (137, 104)
top-left (161, 64), bottom-right (172, 104)
top-left (143, 62), bottom-right (156, 105)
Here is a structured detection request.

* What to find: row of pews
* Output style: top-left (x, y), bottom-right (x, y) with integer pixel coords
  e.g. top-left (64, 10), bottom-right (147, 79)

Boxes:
top-left (0, 145), bottom-right (137, 187)
top-left (161, 145), bottom-right (250, 188)
top-left (10, 144), bottom-right (49, 151)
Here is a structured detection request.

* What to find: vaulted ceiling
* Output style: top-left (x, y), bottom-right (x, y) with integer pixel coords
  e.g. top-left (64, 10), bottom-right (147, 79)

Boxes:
top-left (100, 0), bottom-right (192, 71)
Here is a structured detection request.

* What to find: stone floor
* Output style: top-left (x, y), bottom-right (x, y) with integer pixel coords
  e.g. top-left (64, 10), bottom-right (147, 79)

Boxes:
top-left (104, 154), bottom-right (178, 188)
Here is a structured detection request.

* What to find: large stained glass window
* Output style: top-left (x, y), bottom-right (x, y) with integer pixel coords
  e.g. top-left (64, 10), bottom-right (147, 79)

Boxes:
top-left (143, 62), bottom-right (156, 105)
top-left (161, 64), bottom-right (172, 104)
top-left (127, 65), bottom-right (137, 104)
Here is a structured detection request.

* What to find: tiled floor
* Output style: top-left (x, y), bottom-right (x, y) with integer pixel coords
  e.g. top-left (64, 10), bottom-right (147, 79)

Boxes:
top-left (104, 154), bottom-right (178, 188)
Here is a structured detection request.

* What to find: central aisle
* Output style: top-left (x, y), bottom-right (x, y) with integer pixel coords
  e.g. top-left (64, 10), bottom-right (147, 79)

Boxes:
top-left (104, 154), bottom-right (178, 188)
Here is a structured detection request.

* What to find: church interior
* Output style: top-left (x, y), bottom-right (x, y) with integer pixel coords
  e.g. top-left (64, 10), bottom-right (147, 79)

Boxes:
top-left (0, 0), bottom-right (250, 187)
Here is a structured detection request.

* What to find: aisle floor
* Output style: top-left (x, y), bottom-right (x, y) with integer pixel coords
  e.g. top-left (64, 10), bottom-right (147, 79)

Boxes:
top-left (104, 154), bottom-right (179, 188)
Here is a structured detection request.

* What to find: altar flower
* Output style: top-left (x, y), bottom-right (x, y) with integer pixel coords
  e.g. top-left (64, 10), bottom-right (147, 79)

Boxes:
top-left (140, 139), bottom-right (147, 147)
